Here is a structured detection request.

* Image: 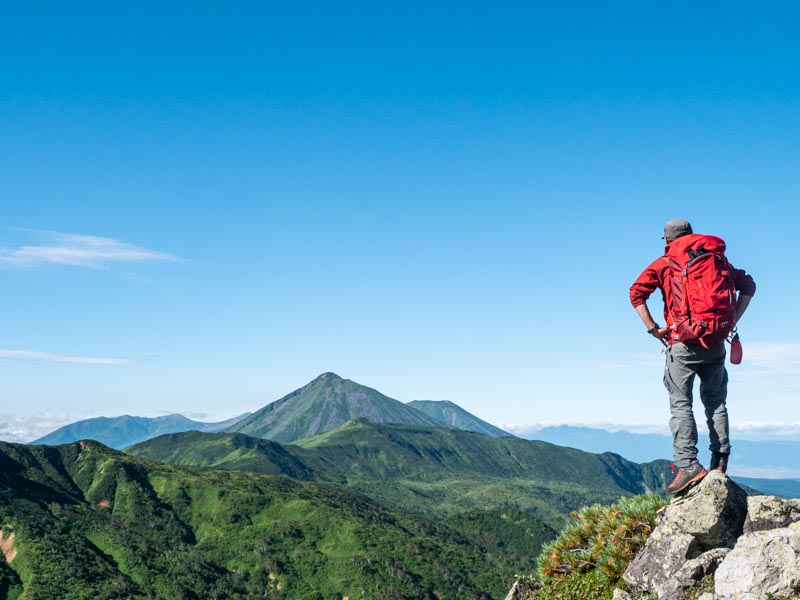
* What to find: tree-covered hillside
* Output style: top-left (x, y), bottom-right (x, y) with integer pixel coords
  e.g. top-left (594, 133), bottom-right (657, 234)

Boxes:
top-left (0, 440), bottom-right (520, 599)
top-left (129, 421), bottom-right (670, 530)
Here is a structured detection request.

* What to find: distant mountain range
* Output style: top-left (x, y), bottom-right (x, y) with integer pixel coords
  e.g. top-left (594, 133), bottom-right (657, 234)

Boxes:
top-left (25, 373), bottom-right (800, 495)
top-left (523, 425), bottom-right (800, 481)
top-left (30, 372), bottom-right (512, 449)
top-left (31, 413), bottom-right (249, 449)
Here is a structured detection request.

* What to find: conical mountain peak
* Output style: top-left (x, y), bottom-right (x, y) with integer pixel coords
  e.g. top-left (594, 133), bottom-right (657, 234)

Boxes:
top-left (227, 374), bottom-right (441, 442)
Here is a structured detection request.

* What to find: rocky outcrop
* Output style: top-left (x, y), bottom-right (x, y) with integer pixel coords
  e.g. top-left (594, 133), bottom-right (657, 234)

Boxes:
top-left (714, 524), bottom-right (800, 599)
top-left (623, 471), bottom-right (747, 600)
top-left (505, 473), bottom-right (800, 600)
top-left (623, 471), bottom-right (800, 599)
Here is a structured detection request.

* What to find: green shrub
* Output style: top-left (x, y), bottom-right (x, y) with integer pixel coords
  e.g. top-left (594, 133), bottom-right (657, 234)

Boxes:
top-left (526, 570), bottom-right (618, 600)
top-left (537, 493), bottom-right (666, 584)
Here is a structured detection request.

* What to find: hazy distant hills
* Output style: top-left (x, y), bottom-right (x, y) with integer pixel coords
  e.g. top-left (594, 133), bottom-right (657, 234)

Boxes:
top-left (731, 476), bottom-right (800, 499)
top-left (30, 373), bottom-right (513, 451)
top-left (226, 372), bottom-right (443, 442)
top-left (524, 425), bottom-right (800, 481)
top-left (407, 399), bottom-right (513, 437)
top-left (129, 420), bottom-right (670, 529)
top-left (0, 439), bottom-right (515, 599)
top-left (522, 425), bottom-right (674, 462)
top-left (30, 413), bottom-right (249, 449)
top-left (26, 370), bottom-right (800, 497)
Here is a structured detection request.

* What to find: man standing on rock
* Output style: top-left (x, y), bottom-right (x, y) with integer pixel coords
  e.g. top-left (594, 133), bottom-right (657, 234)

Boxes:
top-left (630, 219), bottom-right (756, 494)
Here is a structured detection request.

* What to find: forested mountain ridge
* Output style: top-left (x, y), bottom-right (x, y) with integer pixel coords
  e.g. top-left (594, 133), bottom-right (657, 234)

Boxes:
top-left (129, 420), bottom-right (671, 529)
top-left (0, 439), bottom-right (522, 599)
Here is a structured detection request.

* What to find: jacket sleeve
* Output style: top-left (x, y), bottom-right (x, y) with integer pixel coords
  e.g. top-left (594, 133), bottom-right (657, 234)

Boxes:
top-left (731, 265), bottom-right (756, 297)
top-left (630, 258), bottom-right (664, 308)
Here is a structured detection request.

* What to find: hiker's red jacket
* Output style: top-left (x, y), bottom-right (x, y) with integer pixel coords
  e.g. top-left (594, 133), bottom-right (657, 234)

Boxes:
top-left (630, 248), bottom-right (757, 329)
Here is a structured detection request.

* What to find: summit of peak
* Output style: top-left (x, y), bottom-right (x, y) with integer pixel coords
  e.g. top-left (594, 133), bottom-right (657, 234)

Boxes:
top-left (315, 372), bottom-right (343, 382)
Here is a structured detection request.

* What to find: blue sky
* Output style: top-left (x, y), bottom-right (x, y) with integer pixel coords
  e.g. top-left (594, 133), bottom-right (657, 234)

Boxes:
top-left (2, 3), bottom-right (799, 442)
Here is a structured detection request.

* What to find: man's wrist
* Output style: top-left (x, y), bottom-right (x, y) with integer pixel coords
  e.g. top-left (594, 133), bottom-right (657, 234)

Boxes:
top-left (647, 324), bottom-right (660, 335)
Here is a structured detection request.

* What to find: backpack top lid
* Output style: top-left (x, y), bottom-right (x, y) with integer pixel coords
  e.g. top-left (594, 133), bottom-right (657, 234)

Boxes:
top-left (665, 233), bottom-right (727, 261)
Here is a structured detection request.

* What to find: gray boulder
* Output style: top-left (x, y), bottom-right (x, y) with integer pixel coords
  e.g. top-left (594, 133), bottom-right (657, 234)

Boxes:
top-left (715, 524), bottom-right (800, 599)
top-left (743, 495), bottom-right (800, 534)
top-left (623, 471), bottom-right (748, 600)
top-left (662, 547), bottom-right (730, 597)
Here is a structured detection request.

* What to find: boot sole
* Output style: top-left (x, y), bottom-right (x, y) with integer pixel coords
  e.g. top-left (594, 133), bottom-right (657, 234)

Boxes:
top-left (667, 469), bottom-right (708, 495)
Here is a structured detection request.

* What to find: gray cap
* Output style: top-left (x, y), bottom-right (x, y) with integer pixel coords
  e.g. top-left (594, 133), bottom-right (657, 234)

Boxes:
top-left (663, 219), bottom-right (693, 242)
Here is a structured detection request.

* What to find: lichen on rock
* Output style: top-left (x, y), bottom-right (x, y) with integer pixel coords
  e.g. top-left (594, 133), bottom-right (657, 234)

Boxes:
top-left (743, 494), bottom-right (800, 534)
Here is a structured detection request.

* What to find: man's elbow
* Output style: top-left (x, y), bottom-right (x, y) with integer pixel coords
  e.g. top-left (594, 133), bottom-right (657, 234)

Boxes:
top-left (629, 288), bottom-right (647, 308)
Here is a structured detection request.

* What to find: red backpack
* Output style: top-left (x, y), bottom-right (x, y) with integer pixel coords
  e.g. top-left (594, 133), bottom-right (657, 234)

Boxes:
top-left (664, 234), bottom-right (737, 346)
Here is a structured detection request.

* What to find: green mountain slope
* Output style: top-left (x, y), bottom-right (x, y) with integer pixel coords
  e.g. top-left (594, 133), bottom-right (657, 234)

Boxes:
top-left (293, 421), bottom-right (669, 527)
top-left (129, 421), bottom-right (670, 530)
top-left (407, 400), bottom-right (513, 437)
top-left (226, 372), bottom-right (442, 442)
top-left (127, 429), bottom-right (316, 479)
top-left (0, 440), bottom-right (513, 599)
top-left (31, 413), bottom-right (249, 449)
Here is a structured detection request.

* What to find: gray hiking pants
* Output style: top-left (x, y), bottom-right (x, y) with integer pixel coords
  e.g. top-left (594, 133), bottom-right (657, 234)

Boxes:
top-left (663, 341), bottom-right (730, 468)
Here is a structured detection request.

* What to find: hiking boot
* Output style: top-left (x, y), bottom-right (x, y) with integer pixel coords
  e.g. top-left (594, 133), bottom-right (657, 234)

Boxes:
top-left (710, 451), bottom-right (729, 473)
top-left (667, 462), bottom-right (708, 494)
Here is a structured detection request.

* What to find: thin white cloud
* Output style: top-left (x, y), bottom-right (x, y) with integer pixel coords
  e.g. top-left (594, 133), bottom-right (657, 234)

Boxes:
top-left (0, 349), bottom-right (132, 365)
top-left (736, 342), bottom-right (800, 376)
top-left (0, 231), bottom-right (182, 269)
top-left (595, 342), bottom-right (800, 375)
top-left (0, 412), bottom-right (80, 444)
top-left (730, 421), bottom-right (800, 440)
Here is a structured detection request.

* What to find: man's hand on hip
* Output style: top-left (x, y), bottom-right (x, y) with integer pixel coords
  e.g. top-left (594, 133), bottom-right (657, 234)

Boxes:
top-left (653, 326), bottom-right (670, 341)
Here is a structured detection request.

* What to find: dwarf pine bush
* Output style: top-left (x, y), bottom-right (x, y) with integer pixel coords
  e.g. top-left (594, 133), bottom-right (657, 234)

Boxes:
top-left (537, 493), bottom-right (666, 584)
